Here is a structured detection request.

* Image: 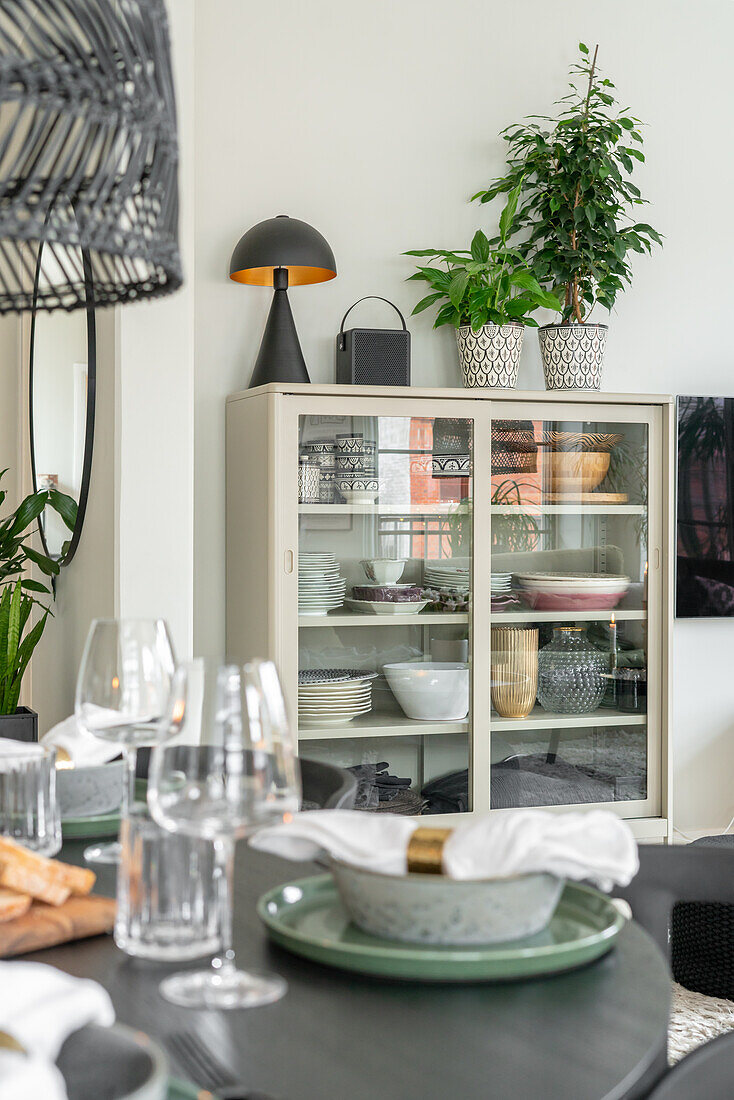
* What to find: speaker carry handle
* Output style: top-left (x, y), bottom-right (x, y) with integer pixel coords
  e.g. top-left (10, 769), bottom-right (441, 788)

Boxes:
top-left (338, 296), bottom-right (407, 351)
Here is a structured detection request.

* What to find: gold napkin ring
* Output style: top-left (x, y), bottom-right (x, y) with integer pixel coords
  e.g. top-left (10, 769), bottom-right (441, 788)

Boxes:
top-left (406, 827), bottom-right (452, 874)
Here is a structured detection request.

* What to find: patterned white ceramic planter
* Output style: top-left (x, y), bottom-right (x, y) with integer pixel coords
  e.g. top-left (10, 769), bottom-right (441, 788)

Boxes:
top-left (538, 323), bottom-right (608, 390)
top-left (456, 322), bottom-right (524, 388)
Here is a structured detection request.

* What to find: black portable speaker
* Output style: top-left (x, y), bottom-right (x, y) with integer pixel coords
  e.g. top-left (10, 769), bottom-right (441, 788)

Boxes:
top-left (336, 296), bottom-right (411, 386)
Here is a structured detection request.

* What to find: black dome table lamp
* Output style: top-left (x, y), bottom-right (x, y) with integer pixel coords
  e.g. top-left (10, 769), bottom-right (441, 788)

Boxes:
top-left (229, 215), bottom-right (336, 387)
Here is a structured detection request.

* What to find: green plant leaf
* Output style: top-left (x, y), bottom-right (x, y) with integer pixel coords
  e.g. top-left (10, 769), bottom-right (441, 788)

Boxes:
top-left (448, 271), bottom-right (470, 311)
top-left (470, 230), bottom-right (490, 263)
top-left (411, 292), bottom-right (444, 315)
top-left (21, 579), bottom-right (51, 595)
top-left (8, 492), bottom-right (48, 537)
top-left (498, 182), bottom-right (522, 242)
top-left (22, 544), bottom-right (60, 576)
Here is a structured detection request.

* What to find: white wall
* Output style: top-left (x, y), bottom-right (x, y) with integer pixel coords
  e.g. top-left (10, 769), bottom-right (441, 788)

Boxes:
top-left (116, 0), bottom-right (196, 660)
top-left (31, 312), bottom-right (117, 733)
top-left (190, 0), bottom-right (734, 834)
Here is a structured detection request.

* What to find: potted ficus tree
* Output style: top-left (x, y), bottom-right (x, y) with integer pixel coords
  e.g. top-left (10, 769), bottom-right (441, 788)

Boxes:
top-left (0, 468), bottom-right (75, 742)
top-left (474, 43), bottom-right (662, 390)
top-left (405, 183), bottom-right (562, 388)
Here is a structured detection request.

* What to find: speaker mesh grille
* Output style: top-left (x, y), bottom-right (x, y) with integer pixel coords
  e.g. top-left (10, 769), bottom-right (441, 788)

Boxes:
top-left (353, 333), bottom-right (409, 385)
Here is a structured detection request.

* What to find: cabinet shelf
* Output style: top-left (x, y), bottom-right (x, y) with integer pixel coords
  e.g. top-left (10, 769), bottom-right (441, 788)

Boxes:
top-left (299, 503), bottom-right (470, 515)
top-left (491, 706), bottom-right (646, 732)
top-left (299, 612), bottom-right (469, 627)
top-left (491, 504), bottom-right (646, 515)
top-left (298, 503), bottom-right (646, 516)
top-left (299, 610), bottom-right (644, 627)
top-left (298, 710), bottom-right (469, 741)
top-left (492, 609), bottom-right (646, 623)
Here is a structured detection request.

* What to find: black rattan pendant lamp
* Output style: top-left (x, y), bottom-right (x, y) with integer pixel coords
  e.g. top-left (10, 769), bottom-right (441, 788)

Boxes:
top-left (0, 0), bottom-right (182, 313)
top-left (229, 215), bottom-right (336, 387)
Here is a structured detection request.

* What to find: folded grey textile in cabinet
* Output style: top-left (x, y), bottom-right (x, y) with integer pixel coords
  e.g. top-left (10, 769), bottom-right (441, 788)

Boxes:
top-left (422, 756), bottom-right (616, 814)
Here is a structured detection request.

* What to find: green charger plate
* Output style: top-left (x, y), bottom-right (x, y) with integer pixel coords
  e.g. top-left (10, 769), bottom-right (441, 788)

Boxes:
top-left (61, 780), bottom-right (148, 841)
top-left (257, 874), bottom-right (626, 982)
top-left (167, 1078), bottom-right (202, 1099)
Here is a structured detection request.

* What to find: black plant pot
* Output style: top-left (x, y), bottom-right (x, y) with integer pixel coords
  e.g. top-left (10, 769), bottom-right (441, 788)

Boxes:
top-left (0, 706), bottom-right (39, 743)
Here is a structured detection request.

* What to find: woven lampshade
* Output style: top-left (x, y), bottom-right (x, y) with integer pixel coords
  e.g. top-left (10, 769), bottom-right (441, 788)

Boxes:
top-left (0, 0), bottom-right (182, 313)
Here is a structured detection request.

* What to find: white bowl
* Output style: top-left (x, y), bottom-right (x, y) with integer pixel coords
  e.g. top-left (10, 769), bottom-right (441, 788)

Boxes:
top-left (383, 661), bottom-right (469, 721)
top-left (360, 558), bottom-right (407, 584)
top-left (331, 859), bottom-right (564, 945)
top-left (56, 760), bottom-right (125, 818)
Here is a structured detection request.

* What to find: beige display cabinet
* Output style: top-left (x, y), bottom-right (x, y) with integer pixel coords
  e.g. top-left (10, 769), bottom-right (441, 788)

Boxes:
top-left (226, 383), bottom-right (674, 841)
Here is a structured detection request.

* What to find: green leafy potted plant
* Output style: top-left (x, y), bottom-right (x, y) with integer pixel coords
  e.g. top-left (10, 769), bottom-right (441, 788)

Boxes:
top-left (405, 183), bottom-right (562, 388)
top-left (0, 469), bottom-right (74, 742)
top-left (473, 44), bottom-right (662, 390)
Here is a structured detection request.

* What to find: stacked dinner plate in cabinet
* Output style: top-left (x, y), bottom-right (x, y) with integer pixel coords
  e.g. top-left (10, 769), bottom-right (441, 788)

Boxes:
top-left (298, 669), bottom-right (376, 727)
top-left (298, 552), bottom-right (347, 615)
top-left (424, 558), bottom-right (471, 594)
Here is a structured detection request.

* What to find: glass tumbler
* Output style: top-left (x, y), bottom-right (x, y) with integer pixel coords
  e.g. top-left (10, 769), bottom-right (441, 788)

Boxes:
top-left (114, 804), bottom-right (221, 961)
top-left (0, 744), bottom-right (61, 856)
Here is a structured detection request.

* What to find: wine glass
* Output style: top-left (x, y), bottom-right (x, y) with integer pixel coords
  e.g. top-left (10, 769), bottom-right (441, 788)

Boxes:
top-left (75, 619), bottom-right (176, 864)
top-left (147, 657), bottom-right (301, 1009)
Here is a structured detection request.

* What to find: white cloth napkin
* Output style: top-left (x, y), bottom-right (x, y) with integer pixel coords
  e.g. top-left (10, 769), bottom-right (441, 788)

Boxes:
top-left (0, 961), bottom-right (115, 1100)
top-left (42, 710), bottom-right (124, 766)
top-left (0, 739), bottom-right (44, 763)
top-left (250, 808), bottom-right (638, 890)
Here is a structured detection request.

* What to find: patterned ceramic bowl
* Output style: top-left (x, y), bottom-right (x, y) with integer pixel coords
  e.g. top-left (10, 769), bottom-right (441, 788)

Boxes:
top-left (336, 433), bottom-right (364, 453)
top-left (360, 558), bottom-right (407, 584)
top-left (335, 477), bottom-right (379, 493)
top-left (56, 760), bottom-right (125, 818)
top-left (330, 859), bottom-right (564, 945)
top-left (352, 584), bottom-right (422, 602)
top-left (335, 454), bottom-right (369, 472)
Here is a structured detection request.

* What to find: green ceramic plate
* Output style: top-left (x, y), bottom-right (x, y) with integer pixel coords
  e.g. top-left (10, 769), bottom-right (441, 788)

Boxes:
top-left (167, 1078), bottom-right (203, 1099)
top-left (61, 781), bottom-right (147, 841)
top-left (257, 874), bottom-right (626, 982)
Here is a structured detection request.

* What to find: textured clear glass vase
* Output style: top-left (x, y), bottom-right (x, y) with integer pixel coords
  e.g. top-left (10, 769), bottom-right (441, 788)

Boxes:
top-left (537, 626), bottom-right (606, 714)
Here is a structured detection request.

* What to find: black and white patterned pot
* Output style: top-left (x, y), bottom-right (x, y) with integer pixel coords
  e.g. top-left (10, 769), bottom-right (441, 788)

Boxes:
top-left (456, 323), bottom-right (524, 388)
top-left (538, 323), bottom-right (608, 390)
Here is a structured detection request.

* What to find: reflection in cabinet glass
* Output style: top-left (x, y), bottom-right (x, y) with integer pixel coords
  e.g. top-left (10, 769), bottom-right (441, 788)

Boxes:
top-left (226, 385), bottom-right (673, 840)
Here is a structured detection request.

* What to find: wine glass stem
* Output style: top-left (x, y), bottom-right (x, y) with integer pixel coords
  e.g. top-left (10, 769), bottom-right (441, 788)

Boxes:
top-left (213, 836), bottom-right (236, 977)
top-left (121, 744), bottom-right (138, 820)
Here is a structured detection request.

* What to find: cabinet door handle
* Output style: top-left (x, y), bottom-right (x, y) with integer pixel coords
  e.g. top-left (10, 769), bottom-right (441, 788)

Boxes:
top-left (284, 549), bottom-right (294, 575)
top-left (654, 548), bottom-right (660, 570)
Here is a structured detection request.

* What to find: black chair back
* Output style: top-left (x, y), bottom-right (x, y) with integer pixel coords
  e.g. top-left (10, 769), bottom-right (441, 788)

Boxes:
top-left (645, 1030), bottom-right (734, 1099)
top-left (614, 845), bottom-right (734, 961)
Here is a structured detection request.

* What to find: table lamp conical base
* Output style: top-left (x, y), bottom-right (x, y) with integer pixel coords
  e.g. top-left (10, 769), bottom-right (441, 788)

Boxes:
top-left (249, 287), bottom-right (310, 387)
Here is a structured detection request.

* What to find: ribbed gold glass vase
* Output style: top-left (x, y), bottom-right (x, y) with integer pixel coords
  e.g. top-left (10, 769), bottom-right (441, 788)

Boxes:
top-left (491, 626), bottom-right (539, 718)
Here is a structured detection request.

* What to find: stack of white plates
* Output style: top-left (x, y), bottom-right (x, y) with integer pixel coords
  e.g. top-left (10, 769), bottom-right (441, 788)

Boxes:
top-left (491, 572), bottom-right (513, 595)
top-left (299, 552), bottom-right (347, 615)
top-left (424, 557), bottom-right (471, 593)
top-left (298, 668), bottom-right (376, 727)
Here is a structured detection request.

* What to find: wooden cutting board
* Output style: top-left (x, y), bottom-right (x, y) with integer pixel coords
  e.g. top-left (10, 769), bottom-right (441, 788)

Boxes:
top-left (0, 894), bottom-right (116, 958)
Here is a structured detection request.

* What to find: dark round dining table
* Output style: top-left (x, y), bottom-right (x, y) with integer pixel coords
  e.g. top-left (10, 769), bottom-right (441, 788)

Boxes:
top-left (23, 842), bottom-right (671, 1100)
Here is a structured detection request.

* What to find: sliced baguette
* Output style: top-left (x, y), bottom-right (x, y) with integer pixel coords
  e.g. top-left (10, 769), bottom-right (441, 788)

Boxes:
top-left (0, 837), bottom-right (95, 905)
top-left (0, 888), bottom-right (32, 923)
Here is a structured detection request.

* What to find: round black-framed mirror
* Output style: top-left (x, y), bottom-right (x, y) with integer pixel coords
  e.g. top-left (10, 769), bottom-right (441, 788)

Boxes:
top-left (29, 239), bottom-right (96, 567)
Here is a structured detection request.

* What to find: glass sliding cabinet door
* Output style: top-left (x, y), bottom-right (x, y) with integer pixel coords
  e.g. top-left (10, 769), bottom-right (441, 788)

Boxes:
top-left (294, 406), bottom-right (475, 815)
top-left (488, 405), bottom-right (659, 817)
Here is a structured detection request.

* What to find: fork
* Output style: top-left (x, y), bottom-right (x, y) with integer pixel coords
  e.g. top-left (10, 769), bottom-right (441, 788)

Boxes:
top-left (167, 1029), bottom-right (278, 1100)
